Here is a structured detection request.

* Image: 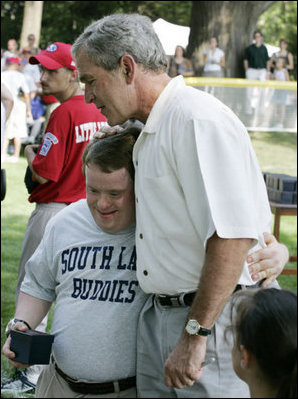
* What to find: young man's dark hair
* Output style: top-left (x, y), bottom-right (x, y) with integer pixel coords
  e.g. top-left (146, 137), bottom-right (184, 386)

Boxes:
top-left (82, 126), bottom-right (141, 181)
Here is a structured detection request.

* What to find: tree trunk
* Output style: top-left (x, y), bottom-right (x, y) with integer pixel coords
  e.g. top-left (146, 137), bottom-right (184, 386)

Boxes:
top-left (20, 1), bottom-right (43, 49)
top-left (187, 1), bottom-right (276, 77)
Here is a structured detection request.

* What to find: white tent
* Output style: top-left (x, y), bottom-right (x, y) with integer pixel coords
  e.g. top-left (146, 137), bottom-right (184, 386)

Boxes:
top-left (153, 18), bottom-right (190, 55)
top-left (153, 18), bottom-right (279, 57)
top-left (265, 43), bottom-right (281, 57)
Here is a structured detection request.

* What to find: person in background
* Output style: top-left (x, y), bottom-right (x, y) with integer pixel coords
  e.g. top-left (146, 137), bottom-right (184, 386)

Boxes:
top-left (72, 14), bottom-right (290, 398)
top-left (1, 83), bottom-right (14, 201)
top-left (1, 82), bottom-right (14, 151)
top-left (1, 48), bottom-right (6, 71)
top-left (269, 38), bottom-right (294, 75)
top-left (3, 38), bottom-right (20, 64)
top-left (22, 48), bottom-right (42, 89)
top-left (231, 288), bottom-right (297, 398)
top-left (1, 42), bottom-right (107, 397)
top-left (18, 55), bottom-right (37, 101)
top-left (202, 37), bottom-right (225, 78)
top-left (243, 31), bottom-right (270, 81)
top-left (19, 50), bottom-right (45, 144)
top-left (243, 31), bottom-right (270, 118)
top-left (1, 57), bottom-right (32, 162)
top-left (167, 45), bottom-right (194, 77)
top-left (20, 33), bottom-right (40, 55)
top-left (269, 57), bottom-right (290, 130)
top-left (202, 36), bottom-right (225, 97)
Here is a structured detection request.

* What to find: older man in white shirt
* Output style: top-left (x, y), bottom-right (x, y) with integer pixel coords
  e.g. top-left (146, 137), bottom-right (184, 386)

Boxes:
top-left (72, 13), bottom-right (289, 398)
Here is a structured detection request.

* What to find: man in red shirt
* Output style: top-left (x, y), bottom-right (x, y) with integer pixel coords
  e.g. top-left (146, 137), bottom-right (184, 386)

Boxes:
top-left (2, 42), bottom-right (107, 395)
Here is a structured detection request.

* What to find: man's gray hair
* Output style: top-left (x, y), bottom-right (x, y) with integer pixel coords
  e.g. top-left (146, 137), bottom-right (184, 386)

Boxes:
top-left (72, 13), bottom-right (168, 72)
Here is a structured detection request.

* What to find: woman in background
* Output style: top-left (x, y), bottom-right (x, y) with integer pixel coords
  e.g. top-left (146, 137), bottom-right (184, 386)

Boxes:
top-left (203, 37), bottom-right (225, 78)
top-left (269, 39), bottom-right (294, 74)
top-left (167, 45), bottom-right (194, 77)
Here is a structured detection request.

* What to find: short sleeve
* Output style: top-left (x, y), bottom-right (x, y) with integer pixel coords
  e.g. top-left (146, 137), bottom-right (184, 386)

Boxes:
top-left (32, 107), bottom-right (69, 181)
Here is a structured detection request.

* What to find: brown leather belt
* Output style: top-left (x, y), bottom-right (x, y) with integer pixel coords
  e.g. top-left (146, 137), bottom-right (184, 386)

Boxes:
top-left (54, 361), bottom-right (136, 394)
top-left (155, 280), bottom-right (265, 307)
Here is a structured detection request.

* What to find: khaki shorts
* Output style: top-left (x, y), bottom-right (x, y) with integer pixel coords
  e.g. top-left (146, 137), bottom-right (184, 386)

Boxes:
top-left (36, 360), bottom-right (137, 398)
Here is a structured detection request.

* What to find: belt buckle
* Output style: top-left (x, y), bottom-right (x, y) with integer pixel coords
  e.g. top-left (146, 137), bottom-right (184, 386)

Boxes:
top-left (156, 294), bottom-right (172, 307)
top-left (169, 296), bottom-right (180, 306)
top-left (156, 294), bottom-right (180, 307)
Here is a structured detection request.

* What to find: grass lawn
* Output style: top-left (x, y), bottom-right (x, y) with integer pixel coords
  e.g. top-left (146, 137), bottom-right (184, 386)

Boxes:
top-left (1, 131), bottom-right (297, 396)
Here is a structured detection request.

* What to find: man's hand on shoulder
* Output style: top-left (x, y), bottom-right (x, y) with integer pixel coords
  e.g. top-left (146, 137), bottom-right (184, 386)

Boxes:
top-left (93, 124), bottom-right (124, 139)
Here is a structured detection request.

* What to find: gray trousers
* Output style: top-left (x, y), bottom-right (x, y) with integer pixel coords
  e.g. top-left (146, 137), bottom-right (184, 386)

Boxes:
top-left (16, 202), bottom-right (67, 300)
top-left (16, 202), bottom-right (67, 384)
top-left (136, 295), bottom-right (250, 398)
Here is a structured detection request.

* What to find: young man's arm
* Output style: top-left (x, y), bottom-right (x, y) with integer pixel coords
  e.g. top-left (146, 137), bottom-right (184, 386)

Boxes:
top-left (1, 83), bottom-right (14, 121)
top-left (24, 144), bottom-right (50, 184)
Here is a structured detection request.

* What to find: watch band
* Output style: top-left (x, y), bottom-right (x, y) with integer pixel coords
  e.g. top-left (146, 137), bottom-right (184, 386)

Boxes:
top-left (198, 327), bottom-right (211, 336)
top-left (14, 319), bottom-right (32, 330)
top-left (5, 318), bottom-right (32, 337)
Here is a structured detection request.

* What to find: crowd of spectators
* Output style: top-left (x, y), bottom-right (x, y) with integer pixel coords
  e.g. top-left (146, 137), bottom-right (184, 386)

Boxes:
top-left (1, 30), bottom-right (295, 160)
top-left (1, 34), bottom-right (59, 162)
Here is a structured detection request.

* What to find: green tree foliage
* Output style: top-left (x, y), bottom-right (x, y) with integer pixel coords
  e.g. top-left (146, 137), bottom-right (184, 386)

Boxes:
top-left (1, 1), bottom-right (25, 49)
top-left (257, 1), bottom-right (297, 78)
top-left (2, 1), bottom-right (296, 79)
top-left (257, 0), bottom-right (297, 55)
top-left (1, 1), bottom-right (191, 50)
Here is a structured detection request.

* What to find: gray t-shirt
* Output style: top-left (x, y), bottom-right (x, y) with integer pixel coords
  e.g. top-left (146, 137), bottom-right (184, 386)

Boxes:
top-left (21, 199), bottom-right (148, 382)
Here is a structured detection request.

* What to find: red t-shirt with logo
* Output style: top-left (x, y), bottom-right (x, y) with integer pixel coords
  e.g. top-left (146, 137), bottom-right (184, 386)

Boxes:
top-left (29, 95), bottom-right (107, 204)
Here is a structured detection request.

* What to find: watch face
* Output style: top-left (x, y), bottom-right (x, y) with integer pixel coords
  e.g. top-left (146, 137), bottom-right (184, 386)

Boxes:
top-left (186, 319), bottom-right (200, 335)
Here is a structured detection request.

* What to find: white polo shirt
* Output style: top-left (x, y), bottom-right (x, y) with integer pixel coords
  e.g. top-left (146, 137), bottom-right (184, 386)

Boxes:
top-left (133, 76), bottom-right (272, 295)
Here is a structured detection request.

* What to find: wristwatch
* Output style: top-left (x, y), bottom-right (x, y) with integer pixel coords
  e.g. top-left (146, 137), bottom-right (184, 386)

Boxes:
top-left (5, 318), bottom-right (32, 337)
top-left (185, 319), bottom-right (212, 337)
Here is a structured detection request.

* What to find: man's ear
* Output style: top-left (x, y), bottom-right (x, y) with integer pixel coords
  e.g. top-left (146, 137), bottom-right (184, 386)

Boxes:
top-left (71, 69), bottom-right (79, 82)
top-left (240, 345), bottom-right (253, 369)
top-left (119, 54), bottom-right (135, 83)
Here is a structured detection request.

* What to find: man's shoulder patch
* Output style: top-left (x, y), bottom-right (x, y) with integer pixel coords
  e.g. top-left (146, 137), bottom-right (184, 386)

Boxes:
top-left (39, 132), bottom-right (59, 156)
top-left (44, 132), bottom-right (59, 144)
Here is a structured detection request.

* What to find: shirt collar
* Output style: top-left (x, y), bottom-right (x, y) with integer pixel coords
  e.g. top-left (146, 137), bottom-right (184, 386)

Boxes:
top-left (142, 76), bottom-right (185, 134)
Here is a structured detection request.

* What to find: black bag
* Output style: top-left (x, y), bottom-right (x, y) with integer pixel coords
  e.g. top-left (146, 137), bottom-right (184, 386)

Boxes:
top-left (24, 166), bottom-right (39, 194)
top-left (1, 169), bottom-right (6, 201)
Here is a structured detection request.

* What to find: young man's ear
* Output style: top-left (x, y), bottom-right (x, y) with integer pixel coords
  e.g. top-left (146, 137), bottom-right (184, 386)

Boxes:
top-left (240, 345), bottom-right (253, 369)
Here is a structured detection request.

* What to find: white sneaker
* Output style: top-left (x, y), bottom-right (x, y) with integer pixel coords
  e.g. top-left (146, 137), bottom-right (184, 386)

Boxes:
top-left (6, 156), bottom-right (19, 163)
top-left (1, 155), bottom-right (11, 163)
top-left (1, 369), bottom-right (35, 395)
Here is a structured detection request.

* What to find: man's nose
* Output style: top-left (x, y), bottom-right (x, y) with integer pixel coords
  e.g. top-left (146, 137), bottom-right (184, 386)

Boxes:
top-left (40, 70), bottom-right (48, 82)
top-left (97, 195), bottom-right (111, 211)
